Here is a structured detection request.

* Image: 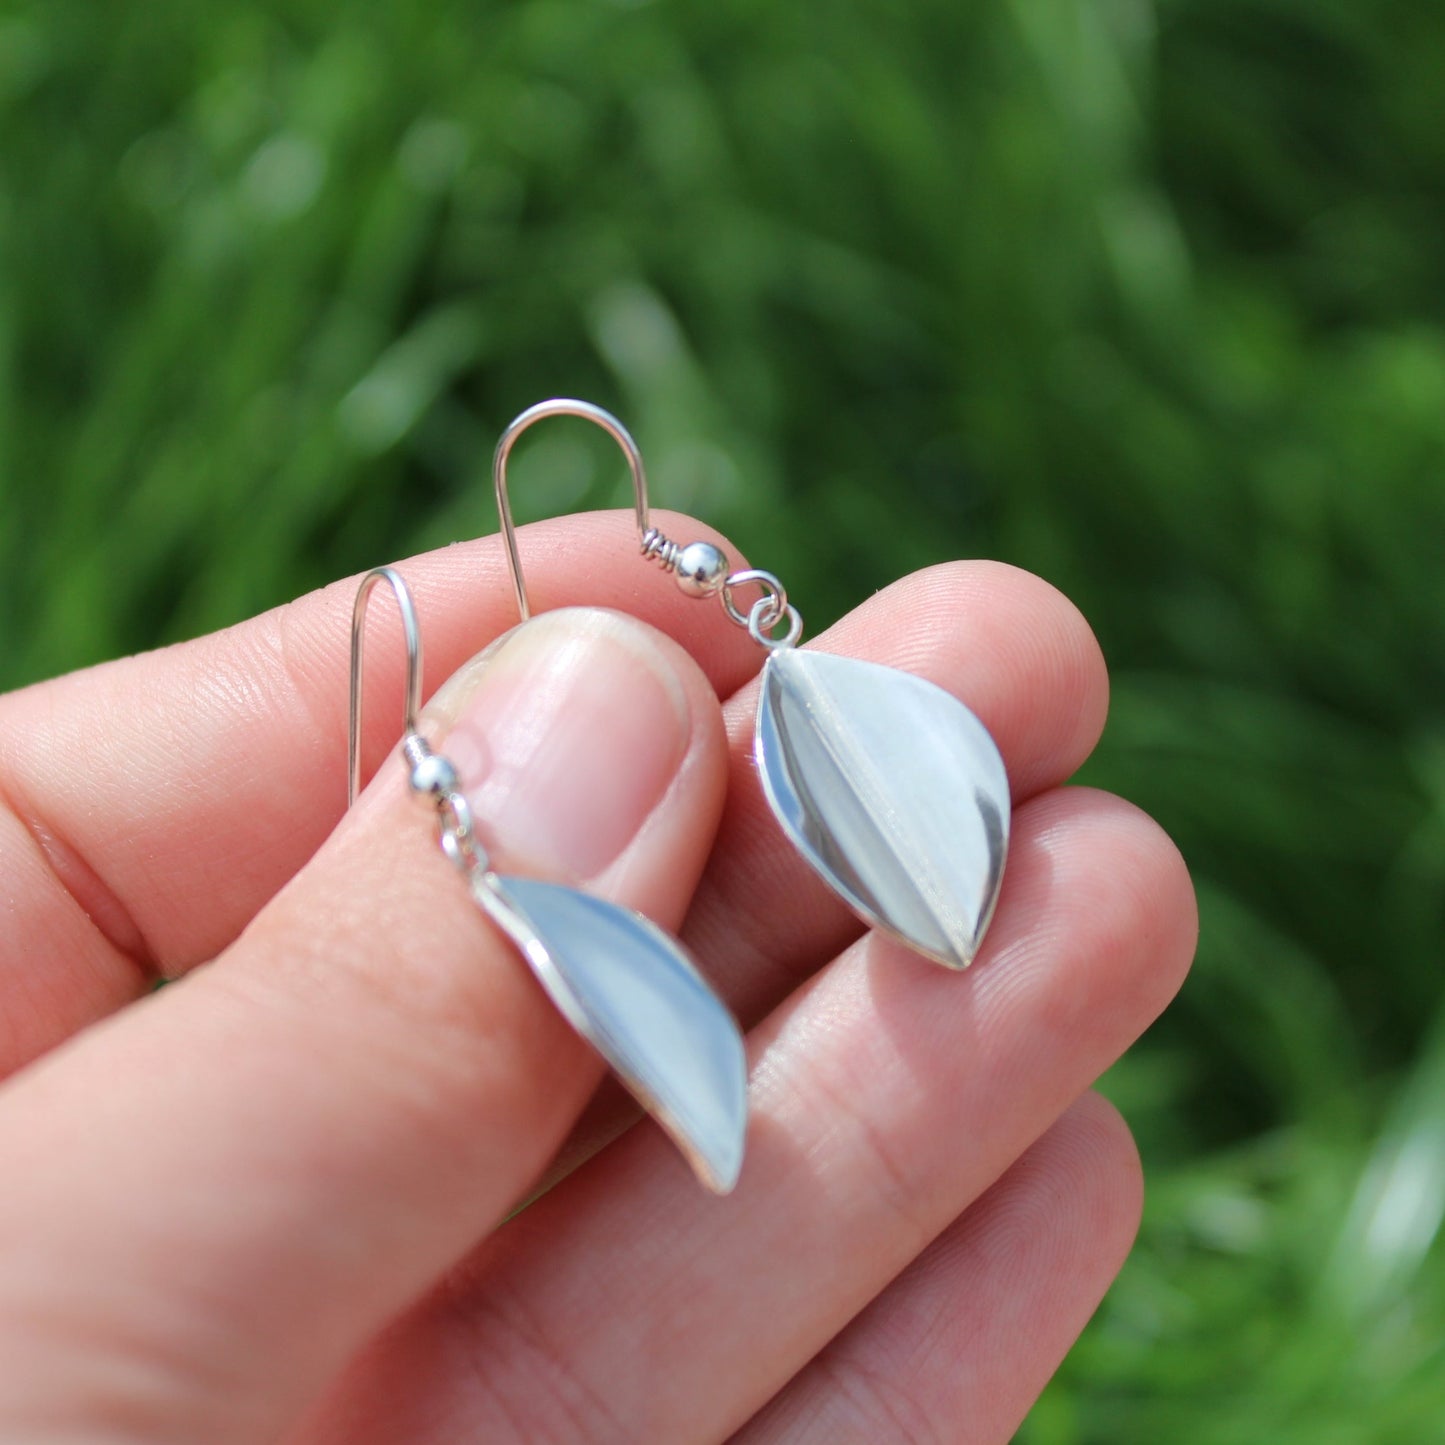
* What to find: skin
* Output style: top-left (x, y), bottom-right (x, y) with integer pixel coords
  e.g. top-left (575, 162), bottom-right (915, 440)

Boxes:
top-left (0, 510), bottom-right (1196, 1443)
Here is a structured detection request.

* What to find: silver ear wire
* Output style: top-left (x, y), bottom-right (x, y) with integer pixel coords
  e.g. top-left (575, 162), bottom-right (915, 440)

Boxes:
top-left (492, 397), bottom-right (801, 646)
top-left (492, 398), bottom-right (653, 622)
top-left (348, 566), bottom-right (424, 808)
top-left (348, 565), bottom-right (484, 868)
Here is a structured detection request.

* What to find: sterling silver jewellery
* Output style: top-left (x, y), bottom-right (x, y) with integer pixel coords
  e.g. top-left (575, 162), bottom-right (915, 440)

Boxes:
top-left (494, 399), bottom-right (1011, 969)
top-left (348, 566), bottom-right (748, 1193)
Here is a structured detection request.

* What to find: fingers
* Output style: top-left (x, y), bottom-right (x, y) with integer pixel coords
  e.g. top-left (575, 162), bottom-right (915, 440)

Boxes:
top-left (0, 610), bottom-right (729, 1443)
top-left (291, 787), bottom-right (1195, 1444)
top-left (0, 510), bottom-right (755, 1075)
top-left (686, 561), bottom-right (1110, 1024)
top-left (735, 1093), bottom-right (1143, 1445)
top-left (0, 548), bottom-right (1107, 1095)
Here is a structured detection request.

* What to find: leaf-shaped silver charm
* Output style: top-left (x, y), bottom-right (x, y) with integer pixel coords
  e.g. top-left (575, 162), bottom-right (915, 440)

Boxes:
top-left (472, 875), bottom-right (748, 1193)
top-left (755, 649), bottom-right (1010, 969)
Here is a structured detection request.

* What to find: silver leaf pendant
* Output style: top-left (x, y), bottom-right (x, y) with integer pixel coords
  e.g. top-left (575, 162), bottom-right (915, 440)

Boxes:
top-left (472, 875), bottom-right (748, 1193)
top-left (756, 649), bottom-right (1010, 969)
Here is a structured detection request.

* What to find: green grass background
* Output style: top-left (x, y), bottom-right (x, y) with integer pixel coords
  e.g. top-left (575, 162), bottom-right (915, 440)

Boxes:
top-left (3, 1), bottom-right (1444, 1437)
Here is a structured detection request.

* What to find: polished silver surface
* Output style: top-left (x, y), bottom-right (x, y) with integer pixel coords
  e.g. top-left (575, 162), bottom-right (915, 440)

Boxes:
top-left (407, 752), bottom-right (458, 801)
top-left (476, 875), bottom-right (749, 1194)
top-left (756, 649), bottom-right (1010, 969)
top-left (673, 540), bottom-right (729, 597)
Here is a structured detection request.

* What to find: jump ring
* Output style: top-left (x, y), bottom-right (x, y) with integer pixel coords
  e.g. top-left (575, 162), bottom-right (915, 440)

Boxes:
top-left (747, 596), bottom-right (804, 649)
top-left (722, 569), bottom-right (788, 631)
top-left (437, 793), bottom-right (488, 874)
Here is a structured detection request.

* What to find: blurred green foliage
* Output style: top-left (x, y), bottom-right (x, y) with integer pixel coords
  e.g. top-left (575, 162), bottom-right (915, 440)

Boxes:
top-left (2, 0), bottom-right (1443, 1437)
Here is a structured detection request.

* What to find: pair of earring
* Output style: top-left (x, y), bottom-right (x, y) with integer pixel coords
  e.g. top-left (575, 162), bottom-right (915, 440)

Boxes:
top-left (349, 399), bottom-right (1011, 1196)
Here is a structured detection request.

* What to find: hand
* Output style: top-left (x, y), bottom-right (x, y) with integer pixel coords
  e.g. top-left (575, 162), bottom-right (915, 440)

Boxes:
top-left (0, 511), bottom-right (1195, 1443)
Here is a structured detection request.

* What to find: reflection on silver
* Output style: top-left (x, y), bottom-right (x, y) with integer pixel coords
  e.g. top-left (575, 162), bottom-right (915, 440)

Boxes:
top-left (475, 875), bottom-right (749, 1194)
top-left (756, 649), bottom-right (1010, 969)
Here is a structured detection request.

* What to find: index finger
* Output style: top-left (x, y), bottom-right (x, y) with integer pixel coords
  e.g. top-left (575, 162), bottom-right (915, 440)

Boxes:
top-left (0, 510), bottom-right (757, 1076)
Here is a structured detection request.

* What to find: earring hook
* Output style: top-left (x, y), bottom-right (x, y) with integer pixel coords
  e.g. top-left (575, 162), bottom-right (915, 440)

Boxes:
top-left (349, 566), bottom-right (424, 808)
top-left (492, 398), bottom-right (652, 622)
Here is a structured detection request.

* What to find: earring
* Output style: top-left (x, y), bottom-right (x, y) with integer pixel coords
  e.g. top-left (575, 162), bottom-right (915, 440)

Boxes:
top-left (494, 400), bottom-right (1010, 970)
top-left (348, 566), bottom-right (748, 1193)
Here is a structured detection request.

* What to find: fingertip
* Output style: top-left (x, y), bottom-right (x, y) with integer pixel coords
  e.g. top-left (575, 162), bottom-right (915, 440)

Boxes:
top-left (892, 560), bottom-right (1111, 795)
top-left (1057, 786), bottom-right (1200, 1017)
top-left (998, 786), bottom-right (1198, 1035)
top-left (1049, 1090), bottom-right (1146, 1255)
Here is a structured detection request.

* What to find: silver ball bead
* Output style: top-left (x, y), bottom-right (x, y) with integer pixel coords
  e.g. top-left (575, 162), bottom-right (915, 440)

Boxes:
top-left (673, 540), bottom-right (729, 598)
top-left (408, 753), bottom-right (458, 800)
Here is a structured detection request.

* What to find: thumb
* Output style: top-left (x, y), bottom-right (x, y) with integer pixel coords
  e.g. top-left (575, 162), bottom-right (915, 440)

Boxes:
top-left (0, 608), bottom-right (728, 1442)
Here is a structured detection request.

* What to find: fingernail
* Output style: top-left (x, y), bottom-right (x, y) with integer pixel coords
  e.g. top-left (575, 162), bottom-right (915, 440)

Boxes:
top-left (432, 610), bottom-right (690, 880)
